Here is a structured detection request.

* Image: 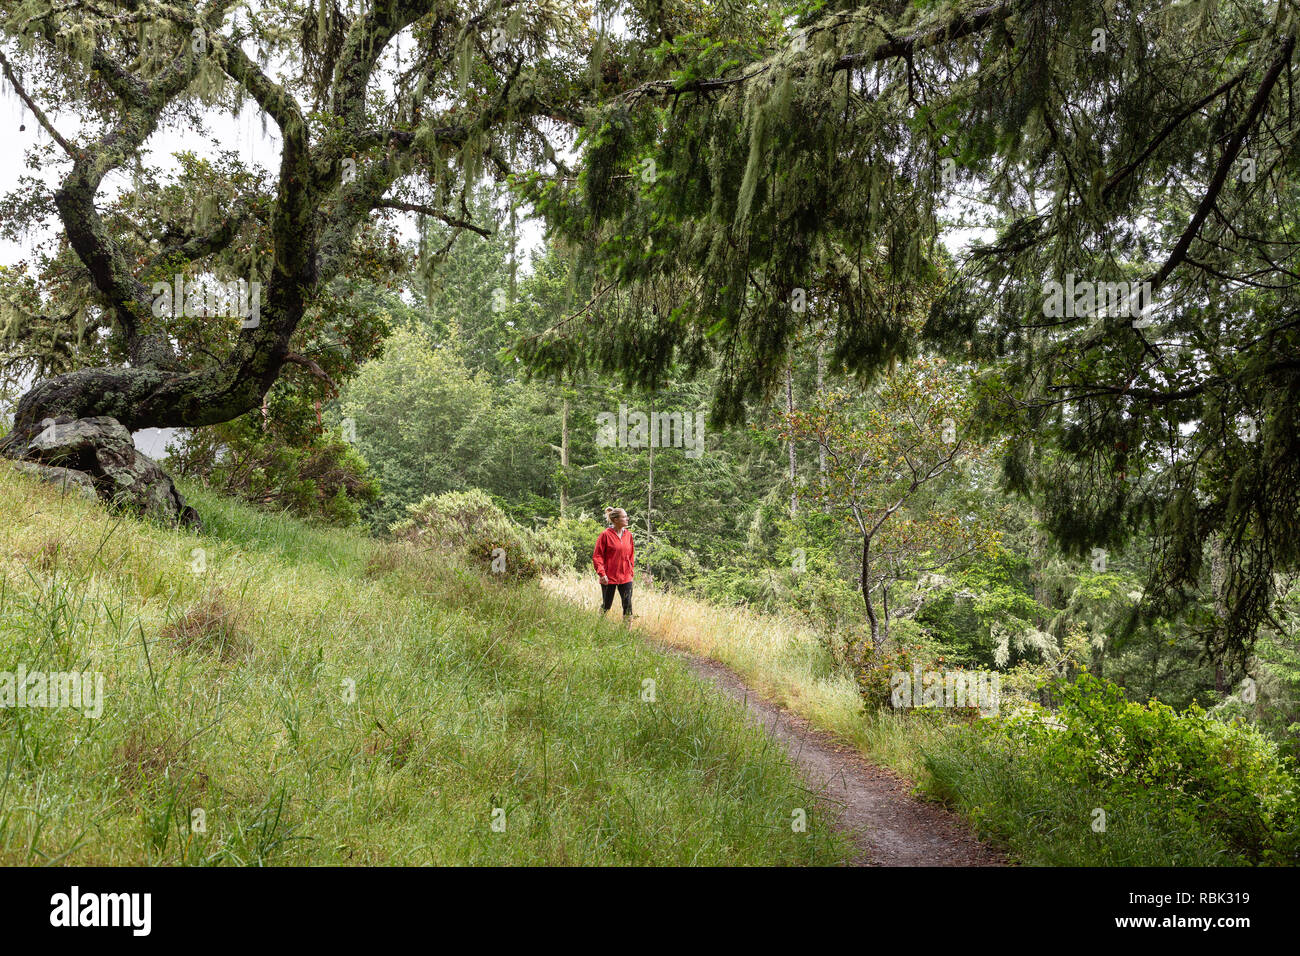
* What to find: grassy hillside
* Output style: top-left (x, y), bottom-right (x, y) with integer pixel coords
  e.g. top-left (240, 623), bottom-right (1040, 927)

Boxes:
top-left (0, 465), bottom-right (849, 865)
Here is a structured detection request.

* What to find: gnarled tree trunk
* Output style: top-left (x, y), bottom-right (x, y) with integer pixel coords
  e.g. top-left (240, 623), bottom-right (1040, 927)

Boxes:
top-left (0, 1), bottom-right (564, 527)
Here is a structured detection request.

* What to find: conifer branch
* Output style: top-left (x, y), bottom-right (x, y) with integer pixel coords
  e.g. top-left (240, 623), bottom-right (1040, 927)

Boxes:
top-left (620, 1), bottom-right (1016, 102)
top-left (1146, 34), bottom-right (1296, 294)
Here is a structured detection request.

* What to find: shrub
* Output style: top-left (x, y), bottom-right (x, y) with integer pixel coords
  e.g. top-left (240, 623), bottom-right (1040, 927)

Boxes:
top-left (1002, 673), bottom-right (1300, 864)
top-left (392, 488), bottom-right (568, 582)
top-left (638, 539), bottom-right (699, 586)
top-left (855, 643), bottom-right (916, 710)
top-left (693, 566), bottom-right (773, 608)
top-left (545, 513), bottom-right (606, 572)
top-left (170, 418), bottom-right (379, 525)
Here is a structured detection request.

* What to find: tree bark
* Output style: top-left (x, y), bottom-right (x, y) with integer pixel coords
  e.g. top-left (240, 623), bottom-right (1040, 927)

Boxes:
top-left (559, 396), bottom-right (569, 517)
top-left (861, 533), bottom-right (880, 650)
top-left (881, 580), bottom-right (891, 645)
top-left (816, 334), bottom-right (827, 507)
top-left (786, 362), bottom-right (797, 518)
top-left (1029, 504), bottom-right (1051, 629)
top-left (1211, 534), bottom-right (1229, 693)
top-left (646, 394), bottom-right (655, 539)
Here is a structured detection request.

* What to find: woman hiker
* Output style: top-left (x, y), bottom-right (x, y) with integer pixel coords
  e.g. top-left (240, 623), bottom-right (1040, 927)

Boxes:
top-left (593, 507), bottom-right (635, 622)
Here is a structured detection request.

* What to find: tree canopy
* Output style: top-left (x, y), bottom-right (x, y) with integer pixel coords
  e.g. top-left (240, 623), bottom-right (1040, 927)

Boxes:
top-left (0, 0), bottom-right (595, 441)
top-left (518, 0), bottom-right (1300, 663)
top-left (0, 0), bottom-right (1297, 664)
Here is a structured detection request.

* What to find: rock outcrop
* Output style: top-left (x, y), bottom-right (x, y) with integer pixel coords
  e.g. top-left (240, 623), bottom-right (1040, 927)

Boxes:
top-left (4, 416), bottom-right (200, 528)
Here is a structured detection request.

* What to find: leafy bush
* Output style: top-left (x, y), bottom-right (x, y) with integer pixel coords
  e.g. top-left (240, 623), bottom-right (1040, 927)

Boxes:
top-left (853, 641), bottom-right (987, 723)
top-left (910, 562), bottom-right (1047, 667)
top-left (545, 513), bottom-right (606, 572)
top-left (171, 418), bottom-right (379, 525)
top-left (392, 488), bottom-right (568, 582)
top-left (638, 539), bottom-right (699, 586)
top-left (1000, 673), bottom-right (1300, 864)
top-left (855, 643), bottom-right (916, 710)
top-left (783, 548), bottom-right (862, 630)
top-left (693, 566), bottom-right (774, 608)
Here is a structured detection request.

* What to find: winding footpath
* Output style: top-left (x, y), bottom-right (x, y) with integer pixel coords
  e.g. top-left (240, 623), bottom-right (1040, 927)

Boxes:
top-left (664, 647), bottom-right (1006, 866)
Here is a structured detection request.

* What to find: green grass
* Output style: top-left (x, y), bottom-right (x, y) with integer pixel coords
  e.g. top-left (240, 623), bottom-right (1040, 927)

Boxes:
top-left (0, 466), bottom-right (850, 865)
top-left (544, 572), bottom-right (1300, 866)
top-left (861, 710), bottom-right (1258, 866)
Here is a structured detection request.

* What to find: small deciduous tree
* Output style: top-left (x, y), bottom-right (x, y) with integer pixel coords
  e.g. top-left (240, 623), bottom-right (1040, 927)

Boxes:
top-left (780, 356), bottom-right (996, 652)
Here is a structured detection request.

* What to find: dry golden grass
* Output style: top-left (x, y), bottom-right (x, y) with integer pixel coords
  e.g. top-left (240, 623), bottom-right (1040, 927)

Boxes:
top-left (542, 572), bottom-right (870, 745)
top-left (160, 587), bottom-right (254, 662)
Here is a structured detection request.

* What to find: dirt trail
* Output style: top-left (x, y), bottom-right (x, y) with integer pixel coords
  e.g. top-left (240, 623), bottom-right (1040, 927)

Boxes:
top-left (666, 647), bottom-right (1005, 866)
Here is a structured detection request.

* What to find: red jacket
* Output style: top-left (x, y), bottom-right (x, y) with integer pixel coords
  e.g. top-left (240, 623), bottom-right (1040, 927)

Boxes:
top-left (593, 527), bottom-right (635, 585)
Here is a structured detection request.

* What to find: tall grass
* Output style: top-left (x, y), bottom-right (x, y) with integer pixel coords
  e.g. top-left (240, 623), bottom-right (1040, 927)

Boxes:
top-left (0, 467), bottom-right (849, 865)
top-left (544, 573), bottom-right (865, 738)
top-left (544, 574), bottom-right (1299, 866)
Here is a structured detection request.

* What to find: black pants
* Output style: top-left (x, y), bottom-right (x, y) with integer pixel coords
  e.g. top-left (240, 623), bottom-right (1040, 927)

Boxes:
top-left (600, 581), bottom-right (633, 617)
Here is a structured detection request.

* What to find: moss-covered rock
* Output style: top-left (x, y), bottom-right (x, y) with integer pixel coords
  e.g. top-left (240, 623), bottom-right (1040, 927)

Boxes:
top-left (5, 416), bottom-right (199, 528)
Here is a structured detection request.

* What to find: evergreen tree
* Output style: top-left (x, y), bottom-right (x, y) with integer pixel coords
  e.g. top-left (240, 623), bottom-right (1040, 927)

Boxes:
top-left (521, 0), bottom-right (1300, 663)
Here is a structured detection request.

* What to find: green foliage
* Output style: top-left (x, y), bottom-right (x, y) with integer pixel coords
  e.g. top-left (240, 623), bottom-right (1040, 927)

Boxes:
top-left (170, 415), bottom-right (378, 526)
top-left (515, 0), bottom-right (1300, 669)
top-left (780, 354), bottom-right (999, 644)
top-left (692, 530), bottom-right (859, 637)
top-left (521, 0), bottom-right (936, 422)
top-left (340, 317), bottom-right (576, 532)
top-left (392, 489), bottom-right (568, 583)
top-left (908, 547), bottom-right (1049, 668)
top-left (340, 324), bottom-right (494, 530)
top-left (1248, 588), bottom-right (1300, 760)
top-left (693, 564), bottom-right (777, 608)
top-left (854, 643), bottom-right (915, 711)
top-left (638, 538), bottom-right (700, 586)
top-left (996, 673), bottom-right (1300, 864)
top-left (546, 512), bottom-right (606, 572)
top-left (413, 189), bottom-right (519, 378)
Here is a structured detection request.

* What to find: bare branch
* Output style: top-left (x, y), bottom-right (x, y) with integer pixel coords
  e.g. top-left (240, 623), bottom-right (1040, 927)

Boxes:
top-left (0, 49), bottom-right (78, 157)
